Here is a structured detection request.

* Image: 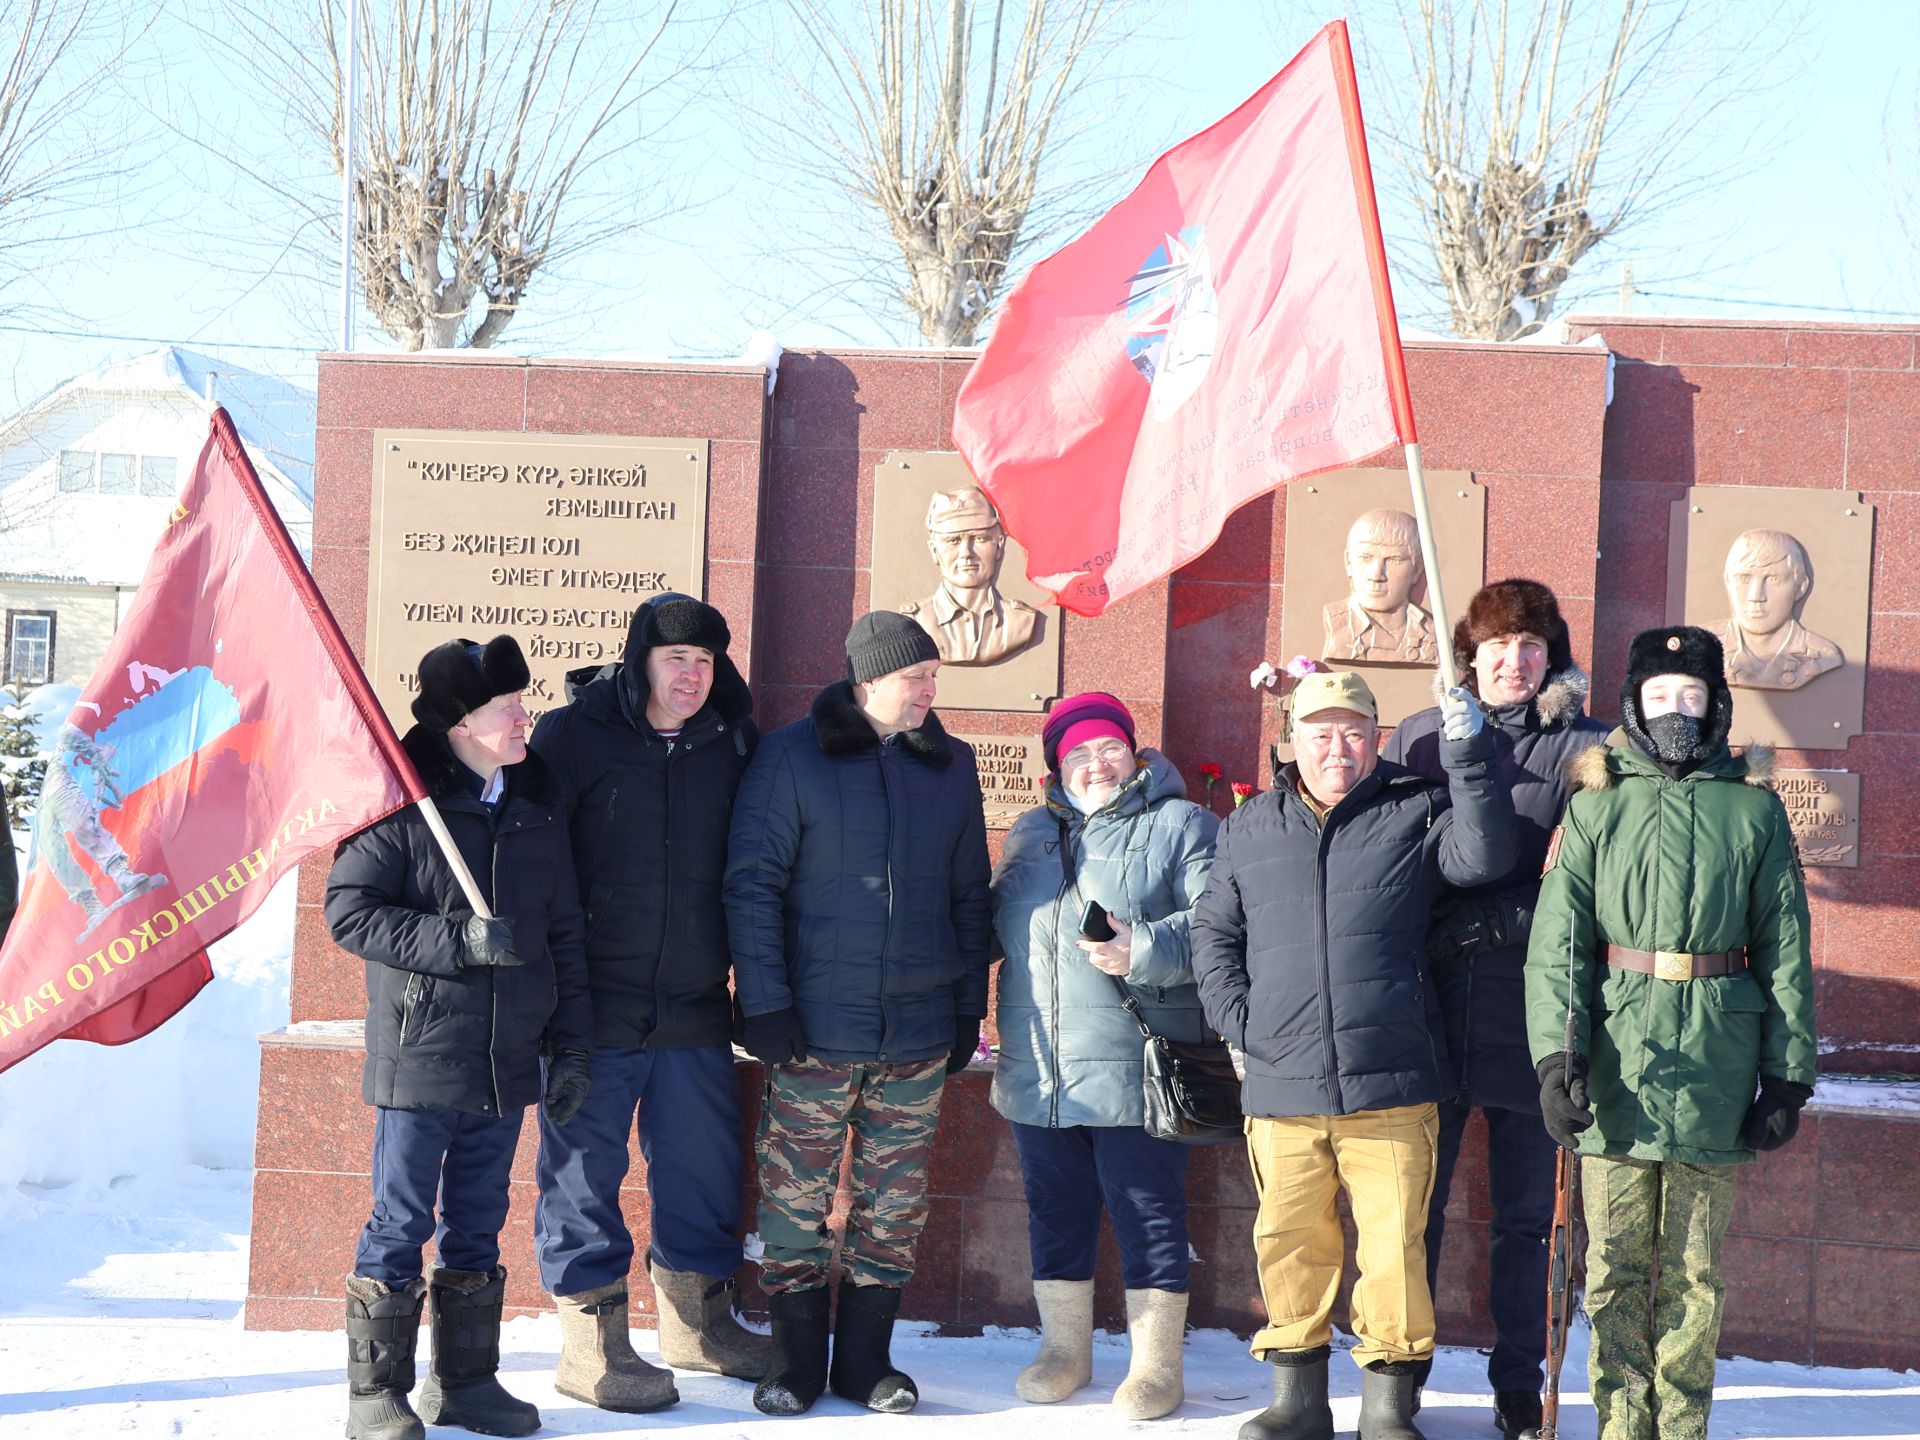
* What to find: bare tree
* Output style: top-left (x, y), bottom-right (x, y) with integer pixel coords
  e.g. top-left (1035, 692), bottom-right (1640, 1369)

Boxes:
top-left (777, 0), bottom-right (1124, 346)
top-left (214, 0), bottom-right (715, 351)
top-left (0, 1), bottom-right (154, 320)
top-left (1369, 0), bottom-right (1802, 340)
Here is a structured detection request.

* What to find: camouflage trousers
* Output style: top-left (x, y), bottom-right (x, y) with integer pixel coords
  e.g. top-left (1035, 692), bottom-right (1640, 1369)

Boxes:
top-left (755, 1054), bottom-right (947, 1294)
top-left (1582, 1154), bottom-right (1738, 1440)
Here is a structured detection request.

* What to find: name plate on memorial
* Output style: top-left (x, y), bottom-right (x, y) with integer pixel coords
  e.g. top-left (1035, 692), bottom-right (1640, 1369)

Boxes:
top-left (1774, 769), bottom-right (1860, 868)
top-left (367, 430), bottom-right (709, 724)
top-left (955, 733), bottom-right (1047, 829)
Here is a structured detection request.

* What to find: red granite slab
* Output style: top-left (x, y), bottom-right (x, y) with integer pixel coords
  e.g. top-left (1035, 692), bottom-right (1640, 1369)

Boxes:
top-left (1719, 1234), bottom-right (1815, 1364)
top-left (318, 357), bottom-right (529, 432)
top-left (1790, 331), bottom-right (1916, 371)
top-left (522, 364), bottom-right (766, 443)
top-left (312, 428), bottom-right (375, 550)
top-left (1812, 1240), bottom-right (1920, 1369)
top-left (1846, 370), bottom-right (1920, 491)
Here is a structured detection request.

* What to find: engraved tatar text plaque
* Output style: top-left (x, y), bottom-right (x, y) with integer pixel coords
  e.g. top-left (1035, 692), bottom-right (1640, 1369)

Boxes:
top-left (367, 430), bottom-right (709, 726)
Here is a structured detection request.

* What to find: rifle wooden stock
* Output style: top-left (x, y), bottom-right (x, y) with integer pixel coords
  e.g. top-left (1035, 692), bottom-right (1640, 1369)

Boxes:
top-left (1542, 1143), bottom-right (1580, 1438)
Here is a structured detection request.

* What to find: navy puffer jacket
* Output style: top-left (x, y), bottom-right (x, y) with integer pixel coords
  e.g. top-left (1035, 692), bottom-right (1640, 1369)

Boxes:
top-left (1190, 725), bottom-right (1516, 1119)
top-left (724, 682), bottom-right (994, 1065)
top-left (328, 726), bottom-right (593, 1116)
top-left (1383, 666), bottom-right (1607, 1111)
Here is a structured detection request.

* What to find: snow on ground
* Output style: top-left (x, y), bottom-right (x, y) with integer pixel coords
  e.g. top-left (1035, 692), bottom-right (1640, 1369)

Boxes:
top-left (3, 1163), bottom-right (1917, 1439)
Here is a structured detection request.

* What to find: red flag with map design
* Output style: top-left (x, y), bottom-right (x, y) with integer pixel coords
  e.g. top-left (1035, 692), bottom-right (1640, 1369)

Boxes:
top-left (951, 20), bottom-right (1417, 616)
top-left (0, 409), bottom-right (424, 1075)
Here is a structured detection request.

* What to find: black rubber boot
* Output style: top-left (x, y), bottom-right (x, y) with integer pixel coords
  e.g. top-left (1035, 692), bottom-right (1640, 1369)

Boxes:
top-left (1493, 1388), bottom-right (1543, 1438)
top-left (417, 1266), bottom-right (540, 1436)
top-left (828, 1283), bottom-right (919, 1413)
top-left (1237, 1346), bottom-right (1333, 1440)
top-left (1358, 1360), bottom-right (1427, 1440)
top-left (345, 1275), bottom-right (427, 1440)
top-left (753, 1286), bottom-right (833, 1416)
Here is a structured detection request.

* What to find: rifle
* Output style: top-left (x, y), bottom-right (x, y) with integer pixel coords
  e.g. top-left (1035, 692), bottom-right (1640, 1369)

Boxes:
top-left (1542, 916), bottom-right (1582, 1439)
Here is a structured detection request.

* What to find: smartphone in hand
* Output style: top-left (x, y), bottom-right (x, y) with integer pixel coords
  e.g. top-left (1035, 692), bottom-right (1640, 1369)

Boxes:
top-left (1079, 899), bottom-right (1116, 942)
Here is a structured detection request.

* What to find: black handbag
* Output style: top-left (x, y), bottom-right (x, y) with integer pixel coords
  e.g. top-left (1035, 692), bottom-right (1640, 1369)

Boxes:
top-left (1107, 976), bottom-right (1246, 1145)
top-left (1051, 815), bottom-right (1243, 1145)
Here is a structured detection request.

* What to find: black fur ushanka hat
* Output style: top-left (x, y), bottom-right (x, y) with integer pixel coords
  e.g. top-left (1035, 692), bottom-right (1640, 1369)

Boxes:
top-left (411, 634), bottom-right (531, 732)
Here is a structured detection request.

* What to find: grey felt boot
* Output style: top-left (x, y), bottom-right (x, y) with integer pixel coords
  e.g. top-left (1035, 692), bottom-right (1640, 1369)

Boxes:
top-left (552, 1282), bottom-right (679, 1414)
top-left (1016, 1278), bottom-right (1094, 1403)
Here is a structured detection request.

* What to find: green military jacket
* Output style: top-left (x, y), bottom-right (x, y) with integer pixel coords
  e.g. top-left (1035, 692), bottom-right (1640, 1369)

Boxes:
top-left (1525, 729), bottom-right (1816, 1166)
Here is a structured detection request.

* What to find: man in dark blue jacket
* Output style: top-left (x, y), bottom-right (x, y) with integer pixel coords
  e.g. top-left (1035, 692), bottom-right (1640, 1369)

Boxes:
top-left (327, 635), bottom-right (593, 1440)
top-left (1193, 669), bottom-right (1513, 1440)
top-left (725, 611), bottom-right (993, 1419)
top-left (1383, 580), bottom-right (1607, 1439)
top-left (528, 593), bottom-right (763, 1411)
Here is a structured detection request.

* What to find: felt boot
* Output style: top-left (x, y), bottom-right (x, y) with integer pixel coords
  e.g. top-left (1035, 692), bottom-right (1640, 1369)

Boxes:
top-left (552, 1282), bottom-right (678, 1414)
top-left (1112, 1287), bottom-right (1186, 1421)
top-left (828, 1283), bottom-right (919, 1413)
top-left (1015, 1278), bottom-right (1094, 1403)
top-left (753, 1286), bottom-right (832, 1416)
top-left (417, 1266), bottom-right (539, 1436)
top-left (345, 1274), bottom-right (427, 1440)
top-left (648, 1261), bottom-right (771, 1380)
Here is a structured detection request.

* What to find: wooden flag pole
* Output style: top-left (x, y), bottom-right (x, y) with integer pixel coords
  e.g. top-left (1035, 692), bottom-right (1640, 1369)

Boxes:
top-left (1403, 441), bottom-right (1462, 695)
top-left (416, 795), bottom-right (494, 921)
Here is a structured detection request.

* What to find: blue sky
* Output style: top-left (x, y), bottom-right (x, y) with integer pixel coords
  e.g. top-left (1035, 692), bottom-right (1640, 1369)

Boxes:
top-left (8, 0), bottom-right (1917, 407)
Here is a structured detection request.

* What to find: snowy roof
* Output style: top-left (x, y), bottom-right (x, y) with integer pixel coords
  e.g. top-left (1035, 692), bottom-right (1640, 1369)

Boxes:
top-left (8, 347), bottom-right (315, 506)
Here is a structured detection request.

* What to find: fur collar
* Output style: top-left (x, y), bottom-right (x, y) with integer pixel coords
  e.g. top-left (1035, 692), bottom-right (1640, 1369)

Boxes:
top-left (810, 680), bottom-right (954, 767)
top-left (400, 723), bottom-right (555, 806)
top-left (1567, 731), bottom-right (1776, 792)
top-left (1431, 661), bottom-right (1592, 728)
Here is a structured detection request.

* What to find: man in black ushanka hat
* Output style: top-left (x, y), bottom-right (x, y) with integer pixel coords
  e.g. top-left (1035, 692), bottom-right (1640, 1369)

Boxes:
top-left (327, 634), bottom-right (593, 1440)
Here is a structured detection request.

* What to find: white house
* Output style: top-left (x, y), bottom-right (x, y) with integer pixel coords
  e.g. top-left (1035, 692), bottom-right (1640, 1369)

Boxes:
top-left (0, 347), bottom-right (314, 691)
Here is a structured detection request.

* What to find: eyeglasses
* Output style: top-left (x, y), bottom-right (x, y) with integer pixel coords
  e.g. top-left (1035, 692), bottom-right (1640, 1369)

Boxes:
top-left (1062, 742), bottom-right (1133, 769)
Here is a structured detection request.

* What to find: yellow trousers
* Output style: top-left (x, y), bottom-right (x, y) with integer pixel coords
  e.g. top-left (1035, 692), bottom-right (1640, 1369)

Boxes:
top-left (1245, 1103), bottom-right (1439, 1368)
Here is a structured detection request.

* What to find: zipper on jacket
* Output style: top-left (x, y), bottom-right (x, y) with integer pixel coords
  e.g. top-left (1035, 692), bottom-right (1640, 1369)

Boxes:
top-left (1314, 804), bottom-right (1346, 1114)
top-left (1048, 823), bottom-right (1077, 1130)
top-left (878, 744), bottom-right (900, 1058)
top-left (400, 973), bottom-right (426, 1046)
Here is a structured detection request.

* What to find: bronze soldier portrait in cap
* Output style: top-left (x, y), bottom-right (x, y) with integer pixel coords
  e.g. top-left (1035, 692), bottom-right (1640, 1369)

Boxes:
top-left (901, 485), bottom-right (1042, 666)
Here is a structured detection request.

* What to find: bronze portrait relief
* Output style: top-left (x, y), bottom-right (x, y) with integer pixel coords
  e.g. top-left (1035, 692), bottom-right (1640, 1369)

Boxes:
top-left (1321, 507), bottom-right (1440, 666)
top-left (1716, 528), bottom-right (1844, 691)
top-left (901, 486), bottom-right (1042, 666)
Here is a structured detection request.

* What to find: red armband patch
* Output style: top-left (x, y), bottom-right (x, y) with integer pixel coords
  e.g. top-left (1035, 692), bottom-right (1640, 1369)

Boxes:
top-left (1542, 825), bottom-right (1565, 876)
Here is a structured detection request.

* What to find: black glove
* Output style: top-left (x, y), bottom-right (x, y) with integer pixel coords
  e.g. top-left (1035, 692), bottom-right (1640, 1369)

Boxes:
top-left (947, 1016), bottom-right (984, 1076)
top-left (1426, 895), bottom-right (1509, 966)
top-left (1741, 1076), bottom-right (1814, 1152)
top-left (1536, 1052), bottom-right (1594, 1150)
top-left (543, 1051), bottom-right (593, 1126)
top-left (460, 915), bottom-right (519, 967)
top-left (742, 1008), bottom-right (808, 1066)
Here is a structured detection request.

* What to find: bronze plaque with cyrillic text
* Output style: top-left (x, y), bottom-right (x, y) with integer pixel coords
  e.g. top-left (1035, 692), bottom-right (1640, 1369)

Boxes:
top-left (953, 732), bottom-right (1048, 829)
top-left (1774, 769), bottom-right (1860, 868)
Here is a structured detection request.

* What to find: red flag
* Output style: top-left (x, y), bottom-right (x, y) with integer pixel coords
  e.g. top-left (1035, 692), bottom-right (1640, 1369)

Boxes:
top-left (0, 409), bottom-right (425, 1074)
top-left (952, 20), bottom-right (1415, 616)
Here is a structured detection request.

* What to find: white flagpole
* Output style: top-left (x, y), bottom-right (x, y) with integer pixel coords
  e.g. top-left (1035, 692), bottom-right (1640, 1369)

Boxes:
top-left (338, 0), bottom-right (358, 352)
top-left (1403, 442), bottom-right (1461, 694)
top-left (416, 795), bottom-right (494, 920)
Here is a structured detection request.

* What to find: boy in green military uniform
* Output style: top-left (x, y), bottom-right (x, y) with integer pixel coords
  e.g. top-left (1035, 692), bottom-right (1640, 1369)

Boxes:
top-left (1527, 626), bottom-right (1815, 1440)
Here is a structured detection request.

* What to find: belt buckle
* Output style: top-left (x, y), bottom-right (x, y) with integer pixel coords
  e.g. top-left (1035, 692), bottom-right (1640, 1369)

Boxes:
top-left (1654, 950), bottom-right (1693, 982)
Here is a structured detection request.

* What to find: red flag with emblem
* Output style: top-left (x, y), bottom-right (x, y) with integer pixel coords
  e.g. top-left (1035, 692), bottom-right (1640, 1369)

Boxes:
top-left (0, 408), bottom-right (425, 1075)
top-left (951, 19), bottom-right (1416, 616)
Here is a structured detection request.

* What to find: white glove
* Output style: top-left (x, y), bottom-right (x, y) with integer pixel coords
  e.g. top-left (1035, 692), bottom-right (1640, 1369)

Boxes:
top-left (1441, 686), bottom-right (1484, 741)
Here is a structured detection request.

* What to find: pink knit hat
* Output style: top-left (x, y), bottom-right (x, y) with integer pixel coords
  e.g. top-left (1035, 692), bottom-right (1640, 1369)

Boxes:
top-left (1042, 692), bottom-right (1136, 772)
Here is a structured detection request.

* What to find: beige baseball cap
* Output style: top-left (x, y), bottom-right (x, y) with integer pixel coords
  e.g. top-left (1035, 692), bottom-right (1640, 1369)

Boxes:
top-left (1290, 670), bottom-right (1378, 722)
top-left (925, 486), bottom-right (1001, 534)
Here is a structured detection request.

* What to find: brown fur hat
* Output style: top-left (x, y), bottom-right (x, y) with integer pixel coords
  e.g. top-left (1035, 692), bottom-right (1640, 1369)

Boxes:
top-left (1451, 579), bottom-right (1573, 690)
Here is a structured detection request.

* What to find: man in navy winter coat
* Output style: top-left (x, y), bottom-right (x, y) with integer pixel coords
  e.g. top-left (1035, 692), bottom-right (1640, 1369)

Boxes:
top-left (528, 593), bottom-right (764, 1412)
top-left (725, 611), bottom-right (993, 1419)
top-left (1193, 668), bottom-right (1514, 1440)
top-left (327, 635), bottom-right (592, 1440)
top-left (1383, 580), bottom-right (1607, 1439)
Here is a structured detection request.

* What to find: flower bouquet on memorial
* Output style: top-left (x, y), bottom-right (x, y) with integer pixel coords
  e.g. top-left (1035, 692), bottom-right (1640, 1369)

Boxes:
top-left (1197, 761), bottom-right (1223, 807)
top-left (1250, 654), bottom-right (1327, 744)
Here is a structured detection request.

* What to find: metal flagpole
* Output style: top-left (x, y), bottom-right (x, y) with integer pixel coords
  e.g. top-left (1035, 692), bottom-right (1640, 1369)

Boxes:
top-left (339, 0), bottom-right (358, 352)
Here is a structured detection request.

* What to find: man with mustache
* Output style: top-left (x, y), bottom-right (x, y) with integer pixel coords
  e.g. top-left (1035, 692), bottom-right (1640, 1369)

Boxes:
top-left (1193, 669), bottom-right (1514, 1440)
top-left (528, 593), bottom-right (766, 1413)
top-left (1383, 580), bottom-right (1609, 1439)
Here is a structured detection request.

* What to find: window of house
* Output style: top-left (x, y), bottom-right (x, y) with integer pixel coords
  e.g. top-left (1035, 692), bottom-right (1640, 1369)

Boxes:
top-left (6, 611), bottom-right (54, 686)
top-left (57, 450), bottom-right (94, 492)
top-left (140, 456), bottom-right (177, 498)
top-left (100, 453), bottom-right (138, 495)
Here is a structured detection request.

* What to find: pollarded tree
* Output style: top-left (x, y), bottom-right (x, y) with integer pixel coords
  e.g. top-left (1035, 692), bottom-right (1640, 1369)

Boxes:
top-left (780, 0), bottom-right (1125, 346)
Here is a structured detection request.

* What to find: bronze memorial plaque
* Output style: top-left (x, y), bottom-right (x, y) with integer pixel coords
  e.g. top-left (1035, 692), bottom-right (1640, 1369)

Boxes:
top-left (1279, 468), bottom-right (1486, 728)
top-left (367, 430), bottom-right (709, 727)
top-left (1773, 769), bottom-right (1860, 868)
top-left (1666, 487), bottom-right (1874, 750)
top-left (954, 733), bottom-right (1048, 829)
top-left (869, 451), bottom-right (1062, 713)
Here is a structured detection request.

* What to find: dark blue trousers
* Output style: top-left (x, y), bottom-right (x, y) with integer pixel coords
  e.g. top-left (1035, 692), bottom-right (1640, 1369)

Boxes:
top-left (354, 1105), bottom-right (524, 1285)
top-left (1426, 1100), bottom-right (1557, 1392)
top-left (535, 1044), bottom-right (745, 1294)
top-left (1011, 1121), bottom-right (1191, 1293)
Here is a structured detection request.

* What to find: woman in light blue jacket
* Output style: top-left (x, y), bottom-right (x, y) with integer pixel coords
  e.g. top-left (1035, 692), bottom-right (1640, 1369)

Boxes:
top-left (990, 692), bottom-right (1217, 1422)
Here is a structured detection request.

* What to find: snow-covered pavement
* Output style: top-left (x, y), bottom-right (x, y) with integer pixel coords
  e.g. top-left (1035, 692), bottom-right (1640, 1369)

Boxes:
top-left (3, 1165), bottom-right (1917, 1439)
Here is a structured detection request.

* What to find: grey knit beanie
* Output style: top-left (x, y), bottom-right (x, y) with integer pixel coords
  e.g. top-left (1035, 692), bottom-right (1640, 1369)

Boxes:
top-left (846, 611), bottom-right (941, 684)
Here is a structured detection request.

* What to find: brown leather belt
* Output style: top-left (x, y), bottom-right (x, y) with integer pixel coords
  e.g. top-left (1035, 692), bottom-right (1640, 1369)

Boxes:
top-left (1604, 945), bottom-right (1747, 982)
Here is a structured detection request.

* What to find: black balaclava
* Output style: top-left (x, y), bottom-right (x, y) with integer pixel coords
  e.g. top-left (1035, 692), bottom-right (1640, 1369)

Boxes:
top-left (1619, 625), bottom-right (1732, 778)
